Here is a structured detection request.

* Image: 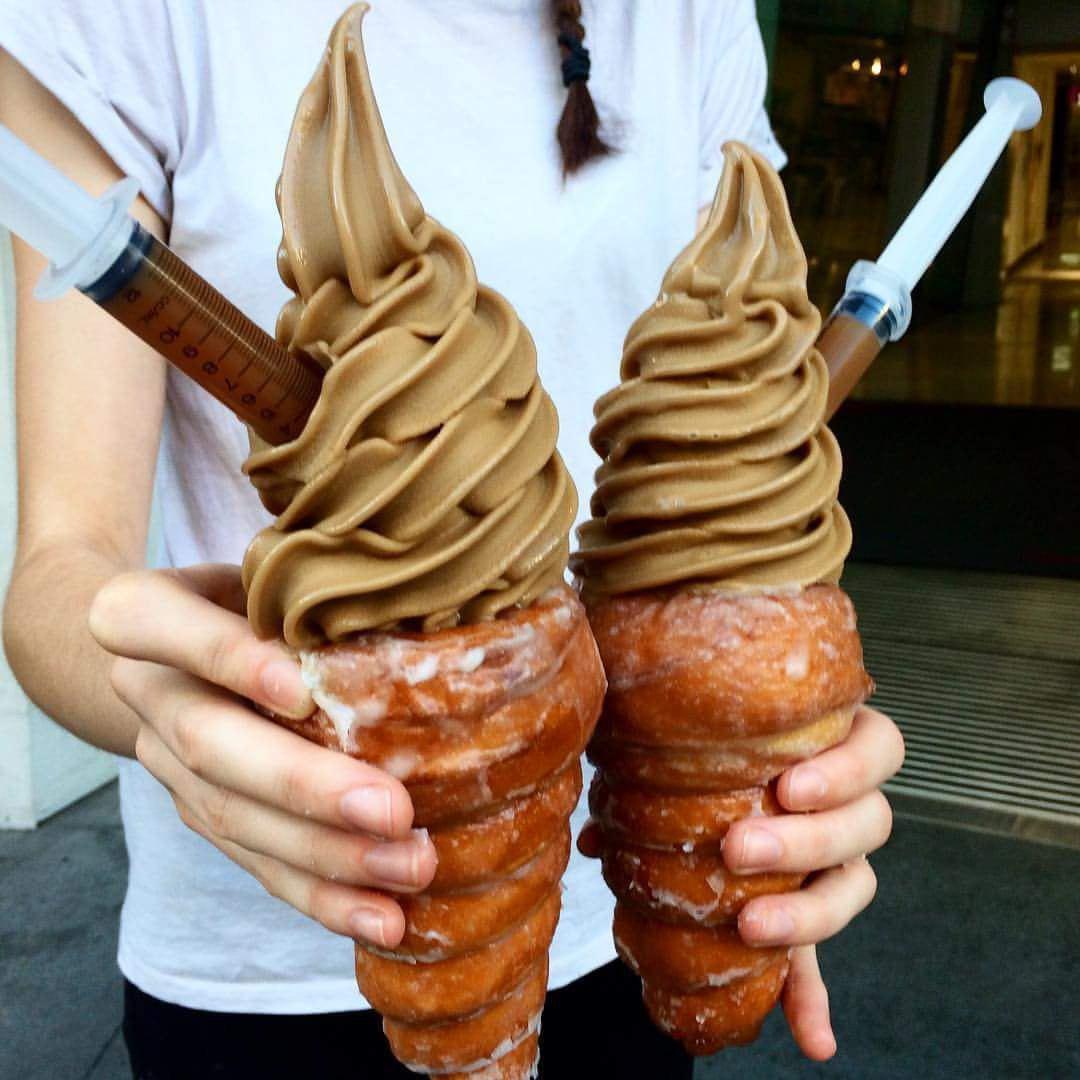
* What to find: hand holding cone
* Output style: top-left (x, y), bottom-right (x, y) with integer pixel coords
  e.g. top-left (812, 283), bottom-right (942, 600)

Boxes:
top-left (583, 587), bottom-right (870, 1050)
top-left (281, 589), bottom-right (603, 1077)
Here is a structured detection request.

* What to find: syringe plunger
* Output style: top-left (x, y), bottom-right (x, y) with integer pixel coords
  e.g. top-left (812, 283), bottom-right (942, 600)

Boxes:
top-left (877, 77), bottom-right (1042, 290)
top-left (0, 123), bottom-right (110, 266)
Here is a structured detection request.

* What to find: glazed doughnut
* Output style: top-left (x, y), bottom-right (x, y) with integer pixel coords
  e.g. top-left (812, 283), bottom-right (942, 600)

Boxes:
top-left (273, 587), bottom-right (605, 1078)
top-left (356, 888), bottom-right (561, 1023)
top-left (588, 774), bottom-right (780, 849)
top-left (587, 586), bottom-right (872, 742)
top-left (589, 707), bottom-right (856, 791)
top-left (600, 842), bottom-right (804, 928)
top-left (394, 830), bottom-right (570, 959)
top-left (613, 901), bottom-right (787, 994)
top-left (384, 958), bottom-right (548, 1075)
top-left (430, 763), bottom-right (581, 891)
top-left (403, 640), bottom-right (598, 825)
top-left (582, 585), bottom-right (871, 1053)
top-left (641, 954), bottom-right (791, 1053)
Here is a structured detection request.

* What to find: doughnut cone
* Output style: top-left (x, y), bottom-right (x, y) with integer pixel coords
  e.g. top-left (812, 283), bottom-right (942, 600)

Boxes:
top-left (583, 585), bottom-right (872, 1054)
top-left (275, 588), bottom-right (606, 1078)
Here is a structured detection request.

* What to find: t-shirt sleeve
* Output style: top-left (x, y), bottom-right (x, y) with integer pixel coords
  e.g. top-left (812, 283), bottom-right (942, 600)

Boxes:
top-left (697, 0), bottom-right (787, 207)
top-left (0, 0), bottom-right (184, 221)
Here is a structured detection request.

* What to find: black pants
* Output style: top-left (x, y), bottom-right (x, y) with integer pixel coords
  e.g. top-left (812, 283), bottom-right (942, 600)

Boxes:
top-left (122, 961), bottom-right (693, 1079)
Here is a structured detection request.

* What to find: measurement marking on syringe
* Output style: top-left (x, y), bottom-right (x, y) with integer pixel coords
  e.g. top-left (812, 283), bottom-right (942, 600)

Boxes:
top-left (82, 218), bottom-right (319, 444)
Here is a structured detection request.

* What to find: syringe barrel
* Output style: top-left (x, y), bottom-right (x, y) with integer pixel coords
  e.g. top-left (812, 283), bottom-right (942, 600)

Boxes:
top-left (0, 123), bottom-right (320, 443)
top-left (83, 222), bottom-right (321, 444)
top-left (818, 297), bottom-right (893, 421)
top-left (818, 267), bottom-right (910, 419)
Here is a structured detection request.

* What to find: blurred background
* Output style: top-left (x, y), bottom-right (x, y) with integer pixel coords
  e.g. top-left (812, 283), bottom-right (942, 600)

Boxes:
top-left (767, 0), bottom-right (1080, 419)
top-left (2, 1), bottom-right (1078, 1078)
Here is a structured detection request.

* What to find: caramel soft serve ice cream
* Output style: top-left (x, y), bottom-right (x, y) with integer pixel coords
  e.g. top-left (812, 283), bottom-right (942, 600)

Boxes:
top-left (572, 143), bottom-right (871, 1054)
top-left (242, 5), bottom-right (575, 649)
top-left (572, 142), bottom-right (850, 595)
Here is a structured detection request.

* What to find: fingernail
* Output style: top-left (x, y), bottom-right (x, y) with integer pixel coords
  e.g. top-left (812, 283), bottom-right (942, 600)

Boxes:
top-left (364, 831), bottom-right (430, 888)
top-left (349, 906), bottom-right (388, 947)
top-left (744, 906), bottom-right (796, 944)
top-left (261, 658), bottom-right (310, 717)
top-left (788, 765), bottom-right (828, 807)
top-left (341, 786), bottom-right (393, 835)
top-left (738, 826), bottom-right (783, 869)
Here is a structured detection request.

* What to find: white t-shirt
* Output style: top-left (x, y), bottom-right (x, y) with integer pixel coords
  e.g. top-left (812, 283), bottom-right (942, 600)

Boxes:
top-left (1, 0), bottom-right (784, 1015)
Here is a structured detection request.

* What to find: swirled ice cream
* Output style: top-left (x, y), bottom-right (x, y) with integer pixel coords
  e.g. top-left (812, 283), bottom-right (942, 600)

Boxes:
top-left (572, 142), bottom-right (851, 595)
top-left (242, 5), bottom-right (576, 647)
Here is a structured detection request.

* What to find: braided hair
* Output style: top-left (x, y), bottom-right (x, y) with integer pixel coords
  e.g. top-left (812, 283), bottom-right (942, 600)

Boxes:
top-left (552, 0), bottom-right (612, 175)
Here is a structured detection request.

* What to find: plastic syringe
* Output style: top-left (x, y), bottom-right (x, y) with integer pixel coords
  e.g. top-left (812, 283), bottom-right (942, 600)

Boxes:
top-left (0, 124), bottom-right (321, 444)
top-left (818, 76), bottom-right (1043, 418)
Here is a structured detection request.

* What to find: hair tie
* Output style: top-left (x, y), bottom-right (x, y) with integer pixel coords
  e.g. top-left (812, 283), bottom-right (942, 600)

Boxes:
top-left (558, 32), bottom-right (592, 87)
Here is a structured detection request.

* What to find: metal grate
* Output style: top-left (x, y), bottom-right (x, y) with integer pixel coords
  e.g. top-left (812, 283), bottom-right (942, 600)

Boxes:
top-left (842, 564), bottom-right (1080, 847)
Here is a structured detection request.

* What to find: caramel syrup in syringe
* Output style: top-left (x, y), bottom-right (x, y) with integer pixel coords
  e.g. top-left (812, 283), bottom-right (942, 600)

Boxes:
top-left (816, 292), bottom-right (899, 420)
top-left (88, 223), bottom-right (321, 444)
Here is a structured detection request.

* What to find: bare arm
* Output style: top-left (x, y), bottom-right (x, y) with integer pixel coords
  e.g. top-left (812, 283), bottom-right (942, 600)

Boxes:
top-left (0, 55), bottom-right (434, 948)
top-left (1, 51), bottom-right (166, 755)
